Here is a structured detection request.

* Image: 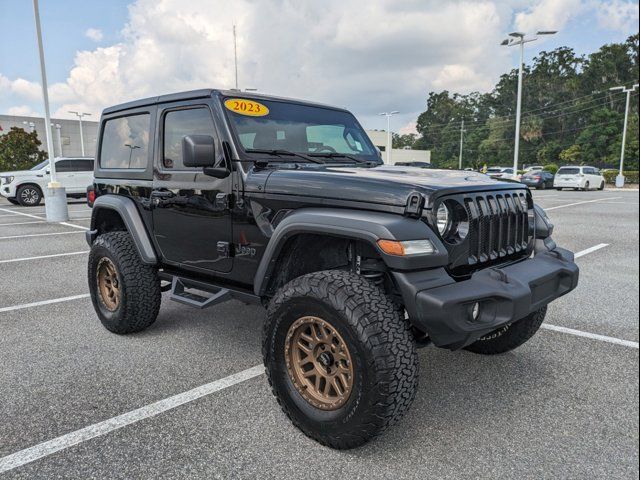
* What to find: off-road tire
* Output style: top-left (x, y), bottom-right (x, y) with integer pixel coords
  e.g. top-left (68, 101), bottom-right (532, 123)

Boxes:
top-left (16, 184), bottom-right (42, 206)
top-left (263, 270), bottom-right (418, 449)
top-left (464, 306), bottom-right (547, 355)
top-left (88, 231), bottom-right (161, 334)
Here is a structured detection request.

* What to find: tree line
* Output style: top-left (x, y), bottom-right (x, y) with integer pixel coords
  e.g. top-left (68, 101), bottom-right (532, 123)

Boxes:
top-left (394, 34), bottom-right (639, 171)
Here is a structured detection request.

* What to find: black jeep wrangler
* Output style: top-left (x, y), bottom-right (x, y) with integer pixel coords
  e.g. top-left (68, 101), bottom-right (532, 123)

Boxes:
top-left (86, 89), bottom-right (579, 449)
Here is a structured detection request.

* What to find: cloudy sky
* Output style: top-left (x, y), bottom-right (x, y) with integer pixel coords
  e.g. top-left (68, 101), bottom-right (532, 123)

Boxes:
top-left (0, 0), bottom-right (638, 133)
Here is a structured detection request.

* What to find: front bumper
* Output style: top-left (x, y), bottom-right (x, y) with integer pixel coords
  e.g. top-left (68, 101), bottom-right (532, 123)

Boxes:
top-left (1, 184), bottom-right (17, 198)
top-left (393, 246), bottom-right (579, 350)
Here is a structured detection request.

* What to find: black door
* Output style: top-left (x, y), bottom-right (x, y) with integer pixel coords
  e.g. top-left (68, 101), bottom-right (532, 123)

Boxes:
top-left (151, 103), bottom-right (233, 273)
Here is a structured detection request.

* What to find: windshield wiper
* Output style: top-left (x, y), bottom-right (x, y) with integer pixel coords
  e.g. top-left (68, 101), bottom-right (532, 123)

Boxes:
top-left (308, 152), bottom-right (374, 165)
top-left (245, 149), bottom-right (325, 164)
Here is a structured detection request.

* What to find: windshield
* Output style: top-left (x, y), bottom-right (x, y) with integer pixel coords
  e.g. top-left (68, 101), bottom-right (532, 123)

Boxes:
top-left (30, 160), bottom-right (49, 171)
top-left (557, 167), bottom-right (580, 175)
top-left (223, 97), bottom-right (380, 162)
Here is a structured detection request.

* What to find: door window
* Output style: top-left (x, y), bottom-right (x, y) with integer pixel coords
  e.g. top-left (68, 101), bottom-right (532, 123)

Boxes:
top-left (100, 114), bottom-right (151, 169)
top-left (55, 160), bottom-right (75, 173)
top-left (162, 107), bottom-right (216, 169)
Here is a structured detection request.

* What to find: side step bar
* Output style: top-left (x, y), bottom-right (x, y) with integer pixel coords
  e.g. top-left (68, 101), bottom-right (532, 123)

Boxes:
top-left (159, 272), bottom-right (261, 310)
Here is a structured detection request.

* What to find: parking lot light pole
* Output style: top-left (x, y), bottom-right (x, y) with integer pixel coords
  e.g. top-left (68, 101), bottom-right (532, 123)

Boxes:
top-left (33, 0), bottom-right (68, 222)
top-left (610, 84), bottom-right (639, 188)
top-left (501, 30), bottom-right (557, 174)
top-left (68, 111), bottom-right (91, 156)
top-left (379, 111), bottom-right (399, 164)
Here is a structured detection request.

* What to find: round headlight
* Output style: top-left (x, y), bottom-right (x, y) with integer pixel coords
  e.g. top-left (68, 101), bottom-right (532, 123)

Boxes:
top-left (436, 203), bottom-right (450, 236)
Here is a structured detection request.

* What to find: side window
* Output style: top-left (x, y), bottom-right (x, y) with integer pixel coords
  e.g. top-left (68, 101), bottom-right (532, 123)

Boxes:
top-left (163, 107), bottom-right (216, 169)
top-left (100, 113), bottom-right (151, 169)
top-left (78, 159), bottom-right (95, 172)
top-left (55, 160), bottom-right (74, 173)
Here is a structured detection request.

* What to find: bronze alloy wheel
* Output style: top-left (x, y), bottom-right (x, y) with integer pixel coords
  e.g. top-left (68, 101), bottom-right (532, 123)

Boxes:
top-left (96, 257), bottom-right (121, 312)
top-left (284, 316), bottom-right (354, 411)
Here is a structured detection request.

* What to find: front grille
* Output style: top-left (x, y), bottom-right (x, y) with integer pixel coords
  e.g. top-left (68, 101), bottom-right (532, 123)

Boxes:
top-left (432, 189), bottom-right (533, 277)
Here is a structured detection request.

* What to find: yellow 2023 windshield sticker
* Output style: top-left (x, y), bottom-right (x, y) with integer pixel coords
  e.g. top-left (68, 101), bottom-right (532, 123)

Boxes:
top-left (224, 98), bottom-right (269, 117)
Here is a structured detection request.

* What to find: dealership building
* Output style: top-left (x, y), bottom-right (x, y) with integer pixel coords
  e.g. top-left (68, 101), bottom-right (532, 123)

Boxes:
top-left (0, 114), bottom-right (429, 165)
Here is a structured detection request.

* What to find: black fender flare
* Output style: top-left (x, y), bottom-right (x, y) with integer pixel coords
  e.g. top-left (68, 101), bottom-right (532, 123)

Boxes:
top-left (86, 195), bottom-right (158, 265)
top-left (253, 208), bottom-right (448, 296)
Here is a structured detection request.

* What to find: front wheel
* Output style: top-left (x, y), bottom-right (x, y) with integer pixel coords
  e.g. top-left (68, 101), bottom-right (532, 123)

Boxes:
top-left (599, 181), bottom-right (605, 191)
top-left (464, 307), bottom-right (547, 355)
top-left (88, 231), bottom-right (161, 334)
top-left (263, 270), bottom-right (418, 449)
top-left (16, 185), bottom-right (42, 206)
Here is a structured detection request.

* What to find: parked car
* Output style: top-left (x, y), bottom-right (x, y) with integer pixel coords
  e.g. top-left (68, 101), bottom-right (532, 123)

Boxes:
top-left (0, 157), bottom-right (95, 206)
top-left (523, 165), bottom-right (544, 173)
top-left (85, 88), bottom-right (578, 449)
top-left (521, 171), bottom-right (555, 190)
top-left (554, 166), bottom-right (605, 191)
top-left (486, 167), bottom-right (519, 181)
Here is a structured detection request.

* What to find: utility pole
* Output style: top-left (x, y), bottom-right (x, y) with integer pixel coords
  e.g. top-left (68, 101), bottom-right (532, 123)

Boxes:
top-left (233, 25), bottom-right (239, 90)
top-left (458, 119), bottom-right (465, 170)
top-left (68, 111), bottom-right (91, 156)
top-left (610, 84), bottom-right (639, 188)
top-left (33, 0), bottom-right (68, 222)
top-left (379, 111), bottom-right (399, 164)
top-left (501, 30), bottom-right (557, 174)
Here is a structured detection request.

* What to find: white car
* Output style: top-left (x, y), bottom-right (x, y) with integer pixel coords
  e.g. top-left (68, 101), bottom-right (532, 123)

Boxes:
top-left (554, 166), bottom-right (605, 191)
top-left (0, 157), bottom-right (95, 206)
top-left (486, 167), bottom-right (520, 181)
top-left (524, 165), bottom-right (544, 173)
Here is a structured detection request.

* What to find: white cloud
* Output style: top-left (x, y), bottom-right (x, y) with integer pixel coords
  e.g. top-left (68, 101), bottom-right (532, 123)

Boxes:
top-left (7, 105), bottom-right (40, 117)
top-left (596, 0), bottom-right (640, 33)
top-left (1, 0), bottom-right (629, 130)
top-left (85, 28), bottom-right (104, 42)
top-left (515, 0), bottom-right (584, 33)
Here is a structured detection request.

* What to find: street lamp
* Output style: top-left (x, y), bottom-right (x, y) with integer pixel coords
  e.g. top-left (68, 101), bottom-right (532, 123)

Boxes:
top-left (32, 0), bottom-right (68, 222)
top-left (124, 144), bottom-right (141, 168)
top-left (378, 111), bottom-right (399, 164)
top-left (501, 30), bottom-right (557, 174)
top-left (51, 123), bottom-right (62, 157)
top-left (609, 84), bottom-right (639, 188)
top-left (68, 111), bottom-right (91, 156)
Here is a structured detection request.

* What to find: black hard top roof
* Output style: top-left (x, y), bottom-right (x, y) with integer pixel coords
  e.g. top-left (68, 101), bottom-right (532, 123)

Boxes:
top-left (101, 89), bottom-right (348, 115)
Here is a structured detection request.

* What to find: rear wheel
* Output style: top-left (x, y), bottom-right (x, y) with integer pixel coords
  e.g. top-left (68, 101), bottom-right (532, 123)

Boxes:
top-left (464, 307), bottom-right (547, 355)
top-left (88, 231), bottom-right (161, 333)
top-left (16, 185), bottom-right (42, 206)
top-left (263, 270), bottom-right (418, 449)
top-left (598, 181), bottom-right (605, 191)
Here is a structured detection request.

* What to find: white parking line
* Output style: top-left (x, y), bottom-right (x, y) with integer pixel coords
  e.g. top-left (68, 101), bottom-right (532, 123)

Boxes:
top-left (0, 207), bottom-right (90, 230)
top-left (0, 294), bottom-right (90, 314)
top-left (0, 231), bottom-right (85, 240)
top-left (574, 243), bottom-right (609, 258)
top-left (0, 220), bottom-right (48, 227)
top-left (545, 197), bottom-right (621, 211)
top-left (0, 251), bottom-right (87, 264)
top-left (0, 365), bottom-right (264, 474)
top-left (541, 324), bottom-right (638, 349)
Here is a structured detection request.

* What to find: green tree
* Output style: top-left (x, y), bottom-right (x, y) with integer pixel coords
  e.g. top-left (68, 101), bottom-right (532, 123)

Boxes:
top-left (392, 133), bottom-right (417, 149)
top-left (0, 127), bottom-right (48, 171)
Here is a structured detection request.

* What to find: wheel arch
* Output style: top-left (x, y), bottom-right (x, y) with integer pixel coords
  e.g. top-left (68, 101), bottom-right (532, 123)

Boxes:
top-left (253, 208), bottom-right (448, 297)
top-left (87, 195), bottom-right (157, 265)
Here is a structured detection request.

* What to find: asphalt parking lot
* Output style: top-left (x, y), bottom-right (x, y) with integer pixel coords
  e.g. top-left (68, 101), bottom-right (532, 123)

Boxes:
top-left (0, 189), bottom-right (638, 479)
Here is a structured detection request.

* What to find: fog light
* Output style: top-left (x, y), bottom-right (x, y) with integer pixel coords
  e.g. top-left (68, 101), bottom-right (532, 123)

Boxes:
top-left (471, 302), bottom-right (481, 321)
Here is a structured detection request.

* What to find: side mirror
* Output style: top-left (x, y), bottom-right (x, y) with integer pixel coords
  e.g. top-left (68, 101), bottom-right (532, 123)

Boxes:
top-left (45, 169), bottom-right (50, 174)
top-left (182, 135), bottom-right (216, 168)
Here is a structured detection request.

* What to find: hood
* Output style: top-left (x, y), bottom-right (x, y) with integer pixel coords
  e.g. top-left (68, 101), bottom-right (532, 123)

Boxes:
top-left (258, 165), bottom-right (524, 208)
top-left (0, 169), bottom-right (37, 177)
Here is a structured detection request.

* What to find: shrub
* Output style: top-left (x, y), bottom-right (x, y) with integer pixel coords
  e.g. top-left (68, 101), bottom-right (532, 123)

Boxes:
top-left (543, 163), bottom-right (559, 174)
top-left (603, 170), bottom-right (639, 184)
